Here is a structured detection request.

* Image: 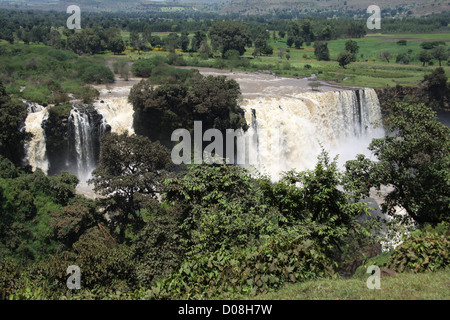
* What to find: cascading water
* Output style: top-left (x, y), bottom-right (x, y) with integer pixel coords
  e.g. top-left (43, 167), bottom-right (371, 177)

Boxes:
top-left (241, 88), bottom-right (384, 180)
top-left (93, 86), bottom-right (135, 135)
top-left (68, 104), bottom-right (109, 184)
top-left (24, 101), bottom-right (49, 173)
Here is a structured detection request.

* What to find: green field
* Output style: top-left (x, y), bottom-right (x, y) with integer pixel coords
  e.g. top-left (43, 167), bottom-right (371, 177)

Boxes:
top-left (115, 32), bottom-right (450, 89)
top-left (233, 268), bottom-right (450, 300)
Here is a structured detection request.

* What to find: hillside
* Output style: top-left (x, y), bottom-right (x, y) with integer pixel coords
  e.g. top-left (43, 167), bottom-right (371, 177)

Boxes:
top-left (222, 0), bottom-right (450, 16)
top-left (0, 0), bottom-right (448, 16)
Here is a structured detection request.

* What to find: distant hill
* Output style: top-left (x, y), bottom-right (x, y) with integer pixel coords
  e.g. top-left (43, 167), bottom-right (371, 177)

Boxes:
top-left (0, 0), bottom-right (448, 16)
top-left (221, 0), bottom-right (450, 16)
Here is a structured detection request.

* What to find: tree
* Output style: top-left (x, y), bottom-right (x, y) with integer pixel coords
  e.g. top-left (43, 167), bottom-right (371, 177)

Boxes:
top-left (142, 23), bottom-right (152, 47)
top-left (345, 40), bottom-right (359, 61)
top-left (379, 51), bottom-right (392, 63)
top-left (294, 37), bottom-right (304, 49)
top-left (287, 21), bottom-right (305, 49)
top-left (209, 21), bottom-right (252, 57)
top-left (431, 45), bottom-right (449, 67)
top-left (319, 25), bottom-right (332, 41)
top-left (51, 197), bottom-right (104, 248)
top-left (308, 81), bottom-right (321, 91)
top-left (150, 36), bottom-right (162, 48)
top-left (286, 36), bottom-right (294, 48)
top-left (419, 50), bottom-right (432, 67)
top-left (278, 47), bottom-right (287, 59)
top-left (337, 51), bottom-right (353, 68)
top-left (254, 37), bottom-right (273, 56)
top-left (198, 40), bottom-right (212, 59)
top-left (313, 41), bottom-right (330, 61)
top-left (180, 32), bottom-right (190, 52)
top-left (108, 36), bottom-right (125, 55)
top-left (278, 30), bottom-right (286, 39)
top-left (347, 21), bottom-right (366, 38)
top-left (46, 29), bottom-right (64, 49)
top-left (190, 30), bottom-right (207, 52)
top-left (300, 19), bottom-right (315, 43)
top-left (396, 53), bottom-right (410, 65)
top-left (0, 81), bottom-right (31, 166)
top-left (422, 67), bottom-right (449, 108)
top-left (90, 133), bottom-right (173, 243)
top-left (130, 31), bottom-right (145, 55)
top-left (345, 102), bottom-right (450, 225)
top-left (164, 33), bottom-right (180, 52)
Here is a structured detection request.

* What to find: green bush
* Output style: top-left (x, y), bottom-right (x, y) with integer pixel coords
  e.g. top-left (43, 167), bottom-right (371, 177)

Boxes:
top-left (131, 58), bottom-right (155, 77)
top-left (79, 65), bottom-right (114, 84)
top-left (387, 223), bottom-right (450, 273)
top-left (146, 229), bottom-right (335, 299)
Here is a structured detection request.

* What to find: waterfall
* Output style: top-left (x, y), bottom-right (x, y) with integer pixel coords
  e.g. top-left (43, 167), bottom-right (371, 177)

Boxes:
top-left (241, 88), bottom-right (384, 180)
top-left (24, 105), bottom-right (49, 173)
top-left (68, 105), bottom-right (108, 184)
top-left (93, 86), bottom-right (135, 135)
top-left (22, 84), bottom-right (134, 196)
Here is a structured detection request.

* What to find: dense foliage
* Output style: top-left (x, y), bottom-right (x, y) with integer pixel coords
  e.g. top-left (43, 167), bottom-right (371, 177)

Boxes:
top-left (345, 102), bottom-right (450, 225)
top-left (129, 73), bottom-right (247, 147)
top-left (386, 223), bottom-right (450, 273)
top-left (0, 82), bottom-right (31, 166)
top-left (0, 44), bottom-right (113, 105)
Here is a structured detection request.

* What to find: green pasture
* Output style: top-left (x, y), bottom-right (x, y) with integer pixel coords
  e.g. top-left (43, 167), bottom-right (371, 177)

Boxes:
top-left (111, 32), bottom-right (449, 88)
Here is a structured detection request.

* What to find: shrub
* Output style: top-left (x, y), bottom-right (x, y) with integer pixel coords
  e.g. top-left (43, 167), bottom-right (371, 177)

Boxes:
top-left (146, 230), bottom-right (335, 299)
top-left (387, 223), bottom-right (450, 273)
top-left (79, 65), bottom-right (114, 84)
top-left (396, 53), bottom-right (410, 65)
top-left (131, 58), bottom-right (154, 77)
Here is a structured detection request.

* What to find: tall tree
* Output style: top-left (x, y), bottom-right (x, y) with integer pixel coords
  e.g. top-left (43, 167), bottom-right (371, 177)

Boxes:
top-left (345, 102), bottom-right (450, 225)
top-left (422, 67), bottom-right (449, 108)
top-left (431, 45), bottom-right (449, 67)
top-left (209, 21), bottom-right (252, 57)
top-left (337, 51), bottom-right (353, 68)
top-left (419, 50), bottom-right (432, 67)
top-left (314, 41), bottom-right (330, 61)
top-left (108, 36), bottom-right (125, 55)
top-left (345, 40), bottom-right (359, 61)
top-left (180, 32), bottom-right (190, 52)
top-left (90, 133), bottom-right (173, 243)
top-left (142, 23), bottom-right (152, 47)
top-left (130, 31), bottom-right (145, 55)
top-left (190, 30), bottom-right (207, 52)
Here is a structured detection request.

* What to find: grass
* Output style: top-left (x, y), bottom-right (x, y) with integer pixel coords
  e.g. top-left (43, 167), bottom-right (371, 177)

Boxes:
top-left (233, 268), bottom-right (450, 300)
top-left (114, 32), bottom-right (449, 89)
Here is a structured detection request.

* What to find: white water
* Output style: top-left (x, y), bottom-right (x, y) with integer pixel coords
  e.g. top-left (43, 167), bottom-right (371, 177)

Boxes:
top-left (24, 103), bottom-right (49, 174)
top-left (22, 71), bottom-right (384, 199)
top-left (241, 88), bottom-right (384, 180)
top-left (92, 85), bottom-right (136, 135)
top-left (70, 106), bottom-right (98, 184)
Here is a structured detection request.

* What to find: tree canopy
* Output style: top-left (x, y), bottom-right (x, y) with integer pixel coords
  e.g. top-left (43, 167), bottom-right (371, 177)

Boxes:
top-left (345, 102), bottom-right (450, 225)
top-left (209, 21), bottom-right (252, 57)
top-left (90, 132), bottom-right (173, 243)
